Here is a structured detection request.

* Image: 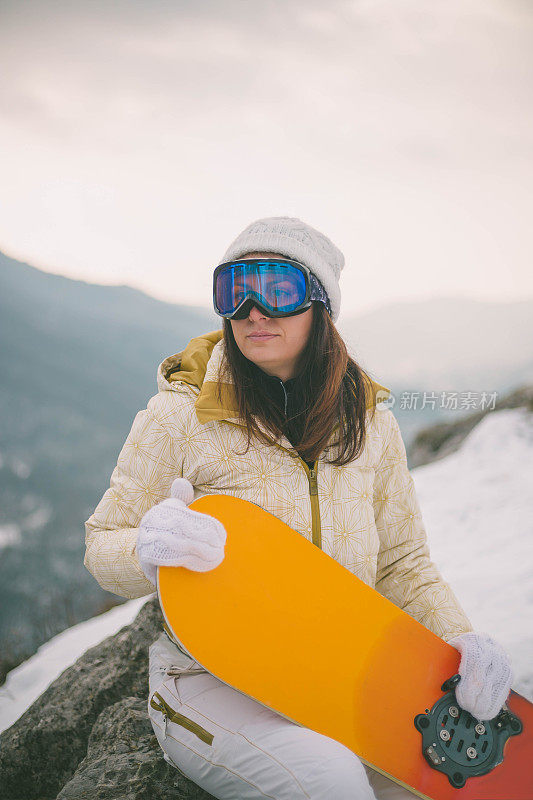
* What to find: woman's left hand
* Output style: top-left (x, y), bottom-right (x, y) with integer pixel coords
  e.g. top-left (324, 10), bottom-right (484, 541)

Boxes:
top-left (448, 632), bottom-right (513, 721)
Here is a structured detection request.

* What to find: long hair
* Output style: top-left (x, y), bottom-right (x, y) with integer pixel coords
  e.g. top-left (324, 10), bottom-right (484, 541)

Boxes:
top-left (216, 303), bottom-right (377, 467)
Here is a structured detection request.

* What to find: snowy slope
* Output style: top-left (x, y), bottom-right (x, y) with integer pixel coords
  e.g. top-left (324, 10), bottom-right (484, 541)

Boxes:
top-left (1, 406), bottom-right (531, 734)
top-left (412, 406), bottom-right (533, 701)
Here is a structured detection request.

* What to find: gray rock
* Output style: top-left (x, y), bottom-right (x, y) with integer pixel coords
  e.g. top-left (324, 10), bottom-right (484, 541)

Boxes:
top-left (0, 597), bottom-right (215, 800)
top-left (56, 697), bottom-right (213, 800)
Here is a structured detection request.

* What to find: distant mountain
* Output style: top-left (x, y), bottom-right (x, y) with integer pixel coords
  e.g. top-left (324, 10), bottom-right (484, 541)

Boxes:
top-left (339, 296), bottom-right (533, 444)
top-left (0, 249), bottom-right (218, 675)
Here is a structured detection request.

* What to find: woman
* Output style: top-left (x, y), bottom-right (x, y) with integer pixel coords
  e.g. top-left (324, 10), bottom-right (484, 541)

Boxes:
top-left (84, 216), bottom-right (513, 800)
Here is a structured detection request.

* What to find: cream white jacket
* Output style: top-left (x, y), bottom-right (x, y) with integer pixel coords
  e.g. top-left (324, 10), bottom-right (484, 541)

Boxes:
top-left (84, 330), bottom-right (473, 663)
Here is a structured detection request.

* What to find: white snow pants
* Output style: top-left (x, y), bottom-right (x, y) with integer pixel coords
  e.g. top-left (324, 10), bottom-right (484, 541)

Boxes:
top-left (148, 634), bottom-right (418, 800)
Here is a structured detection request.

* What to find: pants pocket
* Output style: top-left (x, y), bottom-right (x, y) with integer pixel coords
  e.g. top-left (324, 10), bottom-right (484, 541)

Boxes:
top-left (150, 689), bottom-right (215, 746)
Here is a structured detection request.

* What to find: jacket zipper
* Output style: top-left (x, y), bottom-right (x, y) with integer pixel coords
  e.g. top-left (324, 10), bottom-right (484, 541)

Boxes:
top-left (302, 459), bottom-right (321, 549)
top-left (222, 419), bottom-right (322, 551)
top-left (150, 691), bottom-right (214, 745)
top-left (276, 377), bottom-right (288, 415)
top-left (274, 380), bottom-right (321, 546)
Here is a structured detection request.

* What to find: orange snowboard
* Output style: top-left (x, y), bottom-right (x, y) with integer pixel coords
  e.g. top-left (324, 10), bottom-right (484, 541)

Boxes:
top-left (158, 494), bottom-right (533, 800)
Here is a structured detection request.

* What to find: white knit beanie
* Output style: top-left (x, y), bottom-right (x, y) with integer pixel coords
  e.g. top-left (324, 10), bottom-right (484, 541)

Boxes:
top-left (219, 216), bottom-right (345, 323)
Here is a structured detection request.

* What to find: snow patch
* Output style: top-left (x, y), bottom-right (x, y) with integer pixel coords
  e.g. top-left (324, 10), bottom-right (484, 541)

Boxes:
top-left (413, 407), bottom-right (533, 700)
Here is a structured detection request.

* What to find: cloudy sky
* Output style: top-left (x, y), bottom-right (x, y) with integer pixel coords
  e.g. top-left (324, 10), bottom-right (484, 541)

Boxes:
top-left (1, 0), bottom-right (532, 319)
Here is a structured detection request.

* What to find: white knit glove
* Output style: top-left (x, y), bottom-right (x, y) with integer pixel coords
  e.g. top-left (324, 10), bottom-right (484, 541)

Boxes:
top-left (135, 477), bottom-right (227, 586)
top-left (448, 632), bottom-right (513, 721)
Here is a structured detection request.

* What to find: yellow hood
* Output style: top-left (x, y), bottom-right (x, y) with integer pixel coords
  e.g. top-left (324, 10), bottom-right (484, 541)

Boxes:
top-left (156, 329), bottom-right (391, 424)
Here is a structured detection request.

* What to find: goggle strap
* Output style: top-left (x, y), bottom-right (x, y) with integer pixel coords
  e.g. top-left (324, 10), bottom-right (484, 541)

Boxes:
top-left (308, 272), bottom-right (331, 314)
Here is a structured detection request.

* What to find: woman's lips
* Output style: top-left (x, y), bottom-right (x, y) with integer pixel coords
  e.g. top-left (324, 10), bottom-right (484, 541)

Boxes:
top-left (247, 333), bottom-right (277, 340)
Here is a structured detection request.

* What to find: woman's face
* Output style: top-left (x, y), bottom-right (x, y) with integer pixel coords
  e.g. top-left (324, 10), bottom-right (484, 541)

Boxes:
top-left (229, 251), bottom-right (313, 382)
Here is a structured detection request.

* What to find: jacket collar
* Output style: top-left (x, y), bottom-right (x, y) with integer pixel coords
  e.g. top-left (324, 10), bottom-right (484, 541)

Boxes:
top-left (157, 329), bottom-right (239, 423)
top-left (157, 329), bottom-right (391, 442)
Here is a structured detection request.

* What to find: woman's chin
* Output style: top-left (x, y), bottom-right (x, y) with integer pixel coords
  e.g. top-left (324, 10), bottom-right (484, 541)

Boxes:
top-left (243, 341), bottom-right (279, 359)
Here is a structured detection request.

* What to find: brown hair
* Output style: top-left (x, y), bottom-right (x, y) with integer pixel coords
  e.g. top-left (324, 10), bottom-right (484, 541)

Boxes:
top-left (216, 303), bottom-right (377, 466)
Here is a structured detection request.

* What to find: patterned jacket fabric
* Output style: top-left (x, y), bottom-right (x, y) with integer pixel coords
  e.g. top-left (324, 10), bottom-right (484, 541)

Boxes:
top-left (84, 329), bottom-right (473, 667)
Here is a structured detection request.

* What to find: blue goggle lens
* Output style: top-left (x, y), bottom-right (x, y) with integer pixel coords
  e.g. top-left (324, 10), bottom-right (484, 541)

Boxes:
top-left (214, 260), bottom-right (308, 316)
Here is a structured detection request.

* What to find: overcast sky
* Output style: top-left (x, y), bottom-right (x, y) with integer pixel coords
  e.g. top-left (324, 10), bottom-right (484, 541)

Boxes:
top-left (1, 0), bottom-right (532, 319)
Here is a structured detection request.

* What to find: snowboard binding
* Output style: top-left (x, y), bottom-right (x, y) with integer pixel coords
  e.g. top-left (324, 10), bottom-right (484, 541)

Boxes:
top-left (414, 674), bottom-right (522, 788)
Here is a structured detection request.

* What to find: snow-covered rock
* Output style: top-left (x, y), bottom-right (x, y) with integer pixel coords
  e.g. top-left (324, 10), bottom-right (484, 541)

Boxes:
top-left (0, 595), bottom-right (151, 733)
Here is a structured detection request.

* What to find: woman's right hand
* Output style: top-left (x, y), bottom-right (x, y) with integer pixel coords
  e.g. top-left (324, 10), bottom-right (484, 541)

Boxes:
top-left (135, 477), bottom-right (227, 586)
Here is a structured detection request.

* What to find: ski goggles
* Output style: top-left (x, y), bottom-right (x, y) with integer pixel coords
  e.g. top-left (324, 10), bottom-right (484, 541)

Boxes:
top-left (213, 258), bottom-right (331, 319)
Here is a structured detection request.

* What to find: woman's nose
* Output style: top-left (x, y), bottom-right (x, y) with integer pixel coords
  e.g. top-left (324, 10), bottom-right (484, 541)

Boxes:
top-left (248, 304), bottom-right (267, 320)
